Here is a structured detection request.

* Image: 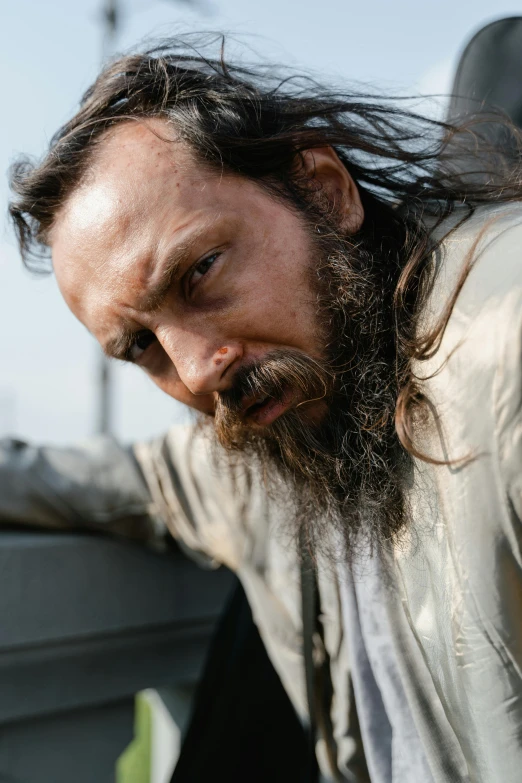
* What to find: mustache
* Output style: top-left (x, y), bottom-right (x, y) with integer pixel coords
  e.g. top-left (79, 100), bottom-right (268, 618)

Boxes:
top-left (200, 225), bottom-right (409, 562)
top-left (214, 349), bottom-right (333, 442)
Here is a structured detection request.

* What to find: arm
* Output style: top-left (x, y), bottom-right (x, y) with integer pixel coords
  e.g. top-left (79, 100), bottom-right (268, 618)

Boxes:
top-left (134, 424), bottom-right (264, 571)
top-left (0, 435), bottom-right (162, 542)
top-left (0, 423), bottom-right (254, 567)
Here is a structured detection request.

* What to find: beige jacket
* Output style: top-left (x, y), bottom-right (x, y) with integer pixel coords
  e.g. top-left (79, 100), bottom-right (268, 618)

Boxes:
top-left (2, 203), bottom-right (522, 781)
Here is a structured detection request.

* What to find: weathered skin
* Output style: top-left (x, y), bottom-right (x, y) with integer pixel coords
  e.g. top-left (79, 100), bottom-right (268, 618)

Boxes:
top-left (51, 120), bottom-right (363, 419)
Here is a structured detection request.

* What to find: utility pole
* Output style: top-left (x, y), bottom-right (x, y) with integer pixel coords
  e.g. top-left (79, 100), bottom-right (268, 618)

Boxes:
top-left (96, 0), bottom-right (119, 435)
top-left (102, 0), bottom-right (119, 61)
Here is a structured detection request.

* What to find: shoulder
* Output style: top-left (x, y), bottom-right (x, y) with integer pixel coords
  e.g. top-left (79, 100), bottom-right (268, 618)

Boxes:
top-left (438, 204), bottom-right (522, 522)
top-left (422, 202), bottom-right (522, 366)
top-left (432, 202), bottom-right (522, 323)
top-left (415, 203), bottom-right (522, 460)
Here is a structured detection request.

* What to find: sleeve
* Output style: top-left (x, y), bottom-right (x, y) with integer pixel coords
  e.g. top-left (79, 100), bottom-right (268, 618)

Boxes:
top-left (445, 211), bottom-right (522, 523)
top-left (134, 424), bottom-right (263, 572)
top-left (488, 226), bottom-right (522, 521)
top-left (495, 297), bottom-right (522, 522)
top-left (0, 435), bottom-right (163, 543)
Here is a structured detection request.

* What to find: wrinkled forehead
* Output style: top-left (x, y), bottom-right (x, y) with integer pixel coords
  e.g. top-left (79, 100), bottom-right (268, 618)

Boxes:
top-left (50, 120), bottom-right (211, 324)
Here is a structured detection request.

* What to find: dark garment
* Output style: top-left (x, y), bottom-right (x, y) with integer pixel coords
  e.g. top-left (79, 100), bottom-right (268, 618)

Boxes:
top-left (171, 577), bottom-right (310, 783)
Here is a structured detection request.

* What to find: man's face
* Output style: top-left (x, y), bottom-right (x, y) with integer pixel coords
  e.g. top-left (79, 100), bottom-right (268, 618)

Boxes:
top-left (51, 120), bottom-right (408, 551)
top-left (51, 121), bottom-right (352, 425)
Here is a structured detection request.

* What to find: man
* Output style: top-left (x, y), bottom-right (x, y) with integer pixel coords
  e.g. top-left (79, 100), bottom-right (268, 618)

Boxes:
top-left (5, 38), bottom-right (522, 781)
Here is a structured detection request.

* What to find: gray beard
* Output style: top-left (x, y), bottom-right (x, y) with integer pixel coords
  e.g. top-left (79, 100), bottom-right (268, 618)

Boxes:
top-left (200, 223), bottom-right (410, 561)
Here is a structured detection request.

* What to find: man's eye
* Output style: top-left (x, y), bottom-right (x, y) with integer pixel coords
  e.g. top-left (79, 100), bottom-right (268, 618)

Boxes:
top-left (189, 253), bottom-right (220, 290)
top-left (128, 330), bottom-right (157, 362)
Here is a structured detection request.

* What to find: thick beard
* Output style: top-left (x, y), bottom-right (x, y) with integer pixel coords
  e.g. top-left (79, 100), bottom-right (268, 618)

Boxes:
top-left (199, 213), bottom-right (410, 562)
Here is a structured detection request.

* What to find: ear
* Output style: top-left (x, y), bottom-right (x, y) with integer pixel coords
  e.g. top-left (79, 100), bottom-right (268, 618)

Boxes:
top-left (300, 146), bottom-right (364, 234)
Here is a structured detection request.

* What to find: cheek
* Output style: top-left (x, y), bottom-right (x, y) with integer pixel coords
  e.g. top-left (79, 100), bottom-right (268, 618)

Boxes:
top-left (223, 246), bottom-right (319, 352)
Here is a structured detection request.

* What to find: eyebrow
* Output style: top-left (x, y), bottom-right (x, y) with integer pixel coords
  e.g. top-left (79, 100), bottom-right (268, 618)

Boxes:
top-left (104, 328), bottom-right (138, 362)
top-left (140, 234), bottom-right (200, 312)
top-left (102, 223), bottom-right (213, 361)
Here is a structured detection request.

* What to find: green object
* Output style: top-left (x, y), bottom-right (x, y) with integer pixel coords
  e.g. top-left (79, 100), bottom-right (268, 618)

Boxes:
top-left (116, 693), bottom-right (152, 783)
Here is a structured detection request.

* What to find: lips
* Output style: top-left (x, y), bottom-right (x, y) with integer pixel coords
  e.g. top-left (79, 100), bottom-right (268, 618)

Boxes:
top-left (243, 386), bottom-right (295, 426)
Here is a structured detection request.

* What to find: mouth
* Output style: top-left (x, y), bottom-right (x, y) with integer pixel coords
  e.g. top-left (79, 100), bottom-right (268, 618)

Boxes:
top-left (242, 386), bottom-right (295, 426)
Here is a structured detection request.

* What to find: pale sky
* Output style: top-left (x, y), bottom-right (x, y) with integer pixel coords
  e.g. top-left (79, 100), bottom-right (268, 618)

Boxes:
top-left (1, 0), bottom-right (522, 445)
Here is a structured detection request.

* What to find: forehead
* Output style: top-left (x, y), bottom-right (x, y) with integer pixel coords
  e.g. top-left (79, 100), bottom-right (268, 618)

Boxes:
top-left (51, 120), bottom-right (236, 326)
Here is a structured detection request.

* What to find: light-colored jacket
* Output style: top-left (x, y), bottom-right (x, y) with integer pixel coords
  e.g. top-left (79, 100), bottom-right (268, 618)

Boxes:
top-left (2, 203), bottom-right (522, 782)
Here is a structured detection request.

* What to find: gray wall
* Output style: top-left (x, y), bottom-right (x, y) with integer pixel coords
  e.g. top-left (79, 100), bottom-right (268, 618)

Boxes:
top-left (0, 532), bottom-right (233, 783)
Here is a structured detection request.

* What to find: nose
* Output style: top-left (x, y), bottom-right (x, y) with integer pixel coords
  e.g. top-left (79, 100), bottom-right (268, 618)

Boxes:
top-left (162, 337), bottom-right (243, 396)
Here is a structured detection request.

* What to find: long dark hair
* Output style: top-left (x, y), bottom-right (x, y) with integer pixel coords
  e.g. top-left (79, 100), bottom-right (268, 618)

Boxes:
top-left (8, 35), bottom-right (522, 461)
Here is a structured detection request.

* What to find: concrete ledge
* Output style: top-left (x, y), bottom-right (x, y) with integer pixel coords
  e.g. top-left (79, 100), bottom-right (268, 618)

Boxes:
top-left (0, 531), bottom-right (234, 782)
top-left (0, 532), bottom-right (232, 647)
